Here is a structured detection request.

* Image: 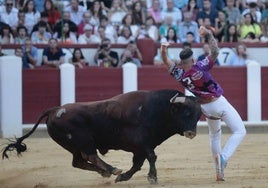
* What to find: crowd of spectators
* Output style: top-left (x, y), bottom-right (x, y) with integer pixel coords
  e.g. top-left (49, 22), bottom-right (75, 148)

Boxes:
top-left (0, 0), bottom-right (266, 68)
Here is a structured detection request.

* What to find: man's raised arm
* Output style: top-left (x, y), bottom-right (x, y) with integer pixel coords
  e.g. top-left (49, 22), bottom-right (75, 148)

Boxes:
top-left (160, 42), bottom-right (174, 69)
top-left (199, 26), bottom-right (219, 62)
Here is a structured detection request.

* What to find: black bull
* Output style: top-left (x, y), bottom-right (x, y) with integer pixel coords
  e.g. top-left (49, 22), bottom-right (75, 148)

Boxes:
top-left (2, 89), bottom-right (202, 184)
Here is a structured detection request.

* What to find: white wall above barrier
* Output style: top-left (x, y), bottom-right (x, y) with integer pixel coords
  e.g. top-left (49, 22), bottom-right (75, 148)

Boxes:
top-left (60, 63), bottom-right (75, 105)
top-left (247, 60), bottom-right (261, 121)
top-left (122, 63), bottom-right (137, 93)
top-left (0, 56), bottom-right (22, 138)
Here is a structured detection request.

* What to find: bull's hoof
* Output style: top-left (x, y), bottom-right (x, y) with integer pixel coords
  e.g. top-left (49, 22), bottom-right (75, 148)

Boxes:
top-left (114, 173), bottom-right (129, 183)
top-left (115, 174), bottom-right (123, 183)
top-left (147, 176), bottom-right (158, 185)
top-left (100, 171), bottom-right (112, 178)
top-left (111, 167), bottom-right (123, 175)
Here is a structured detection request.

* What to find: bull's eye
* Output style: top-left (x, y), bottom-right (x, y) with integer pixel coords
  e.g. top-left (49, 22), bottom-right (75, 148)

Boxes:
top-left (171, 106), bottom-right (178, 114)
top-left (184, 111), bottom-right (191, 117)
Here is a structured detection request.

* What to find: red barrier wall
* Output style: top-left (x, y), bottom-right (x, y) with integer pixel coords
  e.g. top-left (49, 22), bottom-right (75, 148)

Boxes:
top-left (211, 67), bottom-right (247, 120)
top-left (75, 67), bottom-right (122, 102)
top-left (262, 67), bottom-right (268, 120)
top-left (23, 69), bottom-right (60, 123)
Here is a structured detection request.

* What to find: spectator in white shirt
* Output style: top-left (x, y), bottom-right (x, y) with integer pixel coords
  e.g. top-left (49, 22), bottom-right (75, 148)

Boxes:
top-left (78, 24), bottom-right (101, 44)
top-left (242, 2), bottom-right (262, 23)
top-left (117, 25), bottom-right (135, 44)
top-left (0, 0), bottom-right (18, 31)
top-left (53, 22), bottom-right (78, 44)
top-left (161, 0), bottom-right (182, 26)
top-left (23, 0), bottom-right (41, 34)
top-left (144, 16), bottom-right (159, 42)
top-left (95, 26), bottom-right (106, 42)
top-left (160, 27), bottom-right (180, 43)
top-left (89, 0), bottom-right (107, 27)
top-left (64, 0), bottom-right (87, 25)
top-left (109, 0), bottom-right (127, 26)
top-left (97, 15), bottom-right (117, 43)
top-left (119, 13), bottom-right (139, 39)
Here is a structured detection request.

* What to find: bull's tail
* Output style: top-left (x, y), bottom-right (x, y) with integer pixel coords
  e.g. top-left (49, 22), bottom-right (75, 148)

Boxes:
top-left (1, 107), bottom-right (59, 159)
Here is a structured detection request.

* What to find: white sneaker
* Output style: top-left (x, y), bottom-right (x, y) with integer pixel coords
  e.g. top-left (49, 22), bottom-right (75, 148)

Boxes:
top-left (215, 153), bottom-right (227, 181)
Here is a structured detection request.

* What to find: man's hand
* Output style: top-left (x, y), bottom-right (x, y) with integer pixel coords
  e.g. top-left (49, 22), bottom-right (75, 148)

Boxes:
top-left (161, 42), bottom-right (170, 50)
top-left (198, 26), bottom-right (211, 37)
top-left (161, 42), bottom-right (174, 69)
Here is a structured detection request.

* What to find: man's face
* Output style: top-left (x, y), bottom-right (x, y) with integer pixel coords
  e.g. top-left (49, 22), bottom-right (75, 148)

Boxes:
top-left (85, 29), bottom-right (92, 37)
top-left (25, 40), bottom-right (32, 51)
top-left (15, 49), bottom-right (23, 57)
top-left (38, 26), bottom-right (46, 33)
top-left (102, 40), bottom-right (111, 50)
top-left (152, 0), bottom-right (159, 9)
top-left (226, 0), bottom-right (234, 6)
top-left (100, 19), bottom-right (108, 27)
top-left (5, 0), bottom-right (13, 12)
top-left (71, 0), bottom-right (78, 9)
top-left (63, 12), bottom-right (70, 20)
top-left (97, 28), bottom-right (105, 38)
top-left (49, 39), bottom-right (58, 48)
top-left (83, 13), bottom-right (91, 22)
top-left (18, 12), bottom-right (25, 20)
top-left (186, 34), bottom-right (194, 43)
top-left (18, 29), bottom-right (26, 36)
top-left (167, 0), bottom-right (174, 9)
top-left (203, 0), bottom-right (211, 10)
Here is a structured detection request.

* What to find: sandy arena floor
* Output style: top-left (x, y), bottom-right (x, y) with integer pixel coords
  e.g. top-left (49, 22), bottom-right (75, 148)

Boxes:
top-left (0, 133), bottom-right (268, 188)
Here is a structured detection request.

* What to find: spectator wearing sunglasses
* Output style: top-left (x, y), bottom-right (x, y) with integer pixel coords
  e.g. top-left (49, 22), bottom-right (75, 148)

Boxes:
top-left (0, 0), bottom-right (19, 32)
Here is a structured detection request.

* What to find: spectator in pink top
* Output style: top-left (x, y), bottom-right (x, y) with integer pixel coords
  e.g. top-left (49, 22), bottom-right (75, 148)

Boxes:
top-left (147, 0), bottom-right (162, 26)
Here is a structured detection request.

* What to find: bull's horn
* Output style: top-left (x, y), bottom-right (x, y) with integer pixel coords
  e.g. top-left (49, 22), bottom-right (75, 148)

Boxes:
top-left (170, 93), bottom-right (179, 103)
top-left (172, 97), bottom-right (186, 103)
top-left (170, 93), bottom-right (186, 103)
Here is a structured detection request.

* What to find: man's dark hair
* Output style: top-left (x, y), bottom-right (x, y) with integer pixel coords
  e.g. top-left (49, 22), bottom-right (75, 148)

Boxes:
top-left (186, 31), bottom-right (194, 36)
top-left (16, 25), bottom-right (28, 34)
top-left (179, 48), bottom-right (193, 60)
top-left (100, 15), bottom-right (108, 21)
top-left (40, 11), bottom-right (48, 18)
top-left (38, 21), bottom-right (47, 28)
top-left (183, 42), bottom-right (191, 48)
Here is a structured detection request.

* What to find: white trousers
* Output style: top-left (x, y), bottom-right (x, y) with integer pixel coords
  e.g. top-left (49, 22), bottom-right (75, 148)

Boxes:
top-left (201, 96), bottom-right (246, 162)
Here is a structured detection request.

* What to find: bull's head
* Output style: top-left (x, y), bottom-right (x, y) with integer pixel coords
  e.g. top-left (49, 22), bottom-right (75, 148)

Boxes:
top-left (170, 93), bottom-right (202, 139)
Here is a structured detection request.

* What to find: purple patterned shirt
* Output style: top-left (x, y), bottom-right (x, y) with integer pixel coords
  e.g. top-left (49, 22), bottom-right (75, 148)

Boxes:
top-left (169, 56), bottom-right (223, 99)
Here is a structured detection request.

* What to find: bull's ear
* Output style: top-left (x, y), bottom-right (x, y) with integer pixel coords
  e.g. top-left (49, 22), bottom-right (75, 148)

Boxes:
top-left (170, 96), bottom-right (186, 103)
